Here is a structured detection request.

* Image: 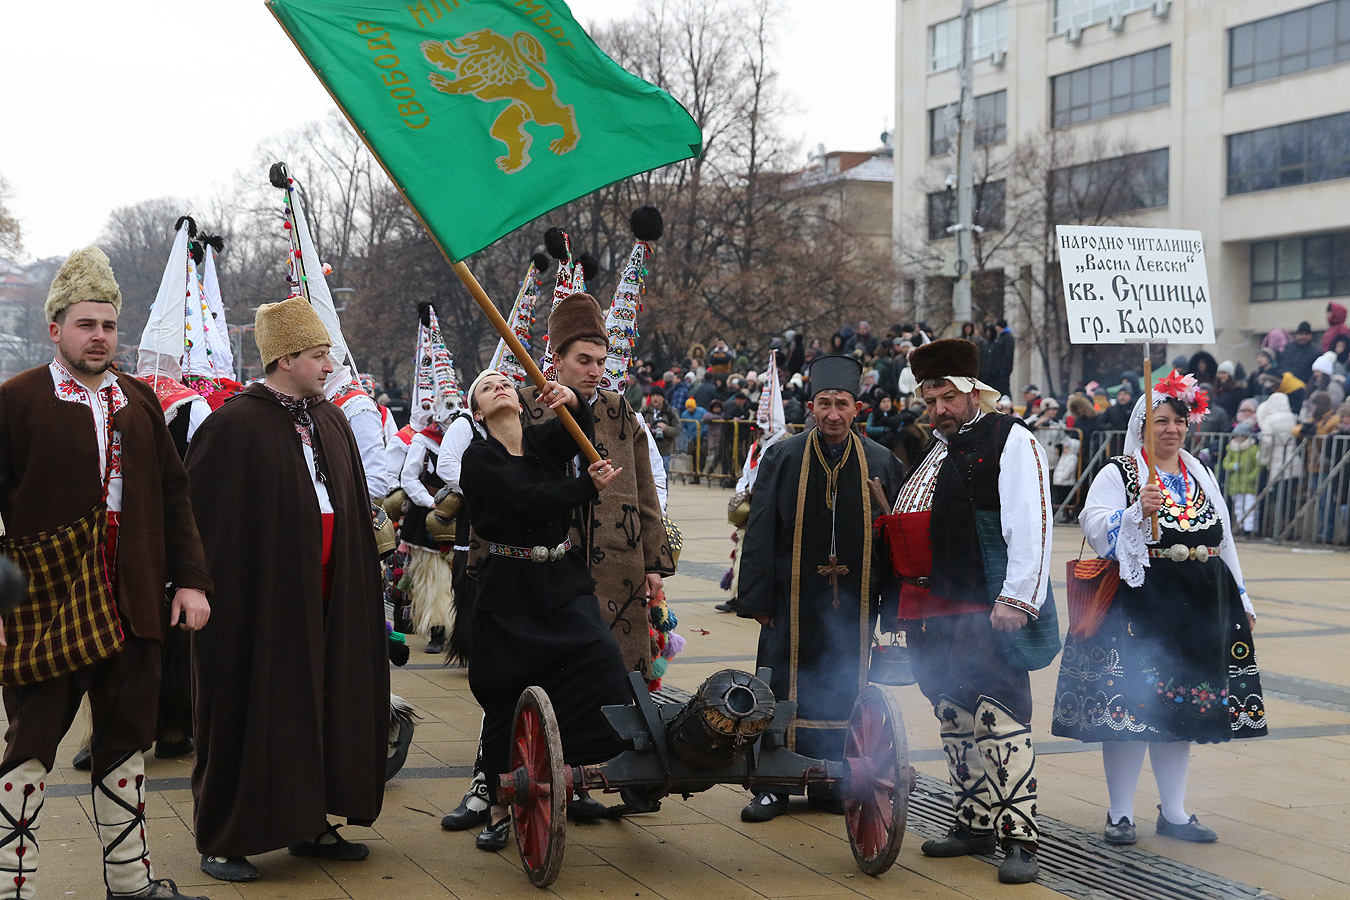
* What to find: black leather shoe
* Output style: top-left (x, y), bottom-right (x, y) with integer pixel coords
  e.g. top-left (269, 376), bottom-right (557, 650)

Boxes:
top-left (200, 855), bottom-right (260, 882)
top-left (441, 794), bottom-right (490, 831)
top-left (120, 877), bottom-right (210, 899)
top-left (619, 786), bottom-right (663, 814)
top-left (714, 599), bottom-right (738, 613)
top-left (920, 823), bottom-right (997, 858)
top-left (1104, 815), bottom-right (1136, 845)
top-left (288, 823), bottom-right (370, 860)
top-left (740, 792), bottom-right (789, 822)
top-left (567, 792), bottom-right (611, 821)
top-left (155, 738), bottom-right (194, 759)
top-left (72, 747), bottom-right (92, 771)
top-left (807, 794), bottom-right (845, 815)
top-left (1156, 807), bottom-right (1217, 843)
top-left (998, 845), bottom-right (1039, 884)
top-left (476, 818), bottom-right (511, 852)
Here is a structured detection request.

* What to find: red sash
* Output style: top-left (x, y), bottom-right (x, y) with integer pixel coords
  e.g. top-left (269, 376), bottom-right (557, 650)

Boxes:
top-left (876, 510), bottom-right (986, 622)
top-left (321, 513), bottom-right (335, 601)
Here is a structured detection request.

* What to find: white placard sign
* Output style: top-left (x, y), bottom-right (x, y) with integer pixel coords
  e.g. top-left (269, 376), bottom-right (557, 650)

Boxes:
top-left (1057, 225), bottom-right (1214, 344)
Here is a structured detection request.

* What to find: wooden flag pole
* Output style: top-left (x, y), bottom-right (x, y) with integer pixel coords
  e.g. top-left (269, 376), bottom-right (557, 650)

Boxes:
top-left (1141, 343), bottom-right (1159, 541)
top-left (452, 261), bottom-right (601, 465)
top-left (265, 8), bottom-right (601, 465)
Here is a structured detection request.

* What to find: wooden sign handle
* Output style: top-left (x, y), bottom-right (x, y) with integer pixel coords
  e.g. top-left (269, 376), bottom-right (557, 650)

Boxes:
top-left (1141, 346), bottom-right (1159, 542)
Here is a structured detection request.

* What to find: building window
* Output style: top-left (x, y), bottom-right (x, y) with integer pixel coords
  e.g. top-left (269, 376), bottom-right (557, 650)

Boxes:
top-left (929, 91), bottom-right (1008, 156)
top-left (1052, 0), bottom-right (1154, 34)
top-left (1230, 0), bottom-right (1350, 88)
top-left (1051, 46), bottom-right (1170, 128)
top-left (1250, 231), bottom-right (1350, 301)
top-left (1052, 148), bottom-right (1170, 220)
top-left (1227, 111), bottom-right (1350, 194)
top-left (928, 180), bottom-right (1006, 240)
top-left (929, 2), bottom-right (1008, 73)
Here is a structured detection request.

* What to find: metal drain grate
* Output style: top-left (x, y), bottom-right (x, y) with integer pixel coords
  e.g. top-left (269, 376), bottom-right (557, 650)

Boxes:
top-left (906, 774), bottom-right (1280, 900)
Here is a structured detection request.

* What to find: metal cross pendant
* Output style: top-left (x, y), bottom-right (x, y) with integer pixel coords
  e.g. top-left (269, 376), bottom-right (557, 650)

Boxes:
top-left (817, 555), bottom-right (850, 609)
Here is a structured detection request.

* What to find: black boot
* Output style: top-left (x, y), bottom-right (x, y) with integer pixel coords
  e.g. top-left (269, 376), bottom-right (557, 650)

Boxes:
top-left (920, 823), bottom-right (997, 857)
top-left (424, 626), bottom-right (446, 654)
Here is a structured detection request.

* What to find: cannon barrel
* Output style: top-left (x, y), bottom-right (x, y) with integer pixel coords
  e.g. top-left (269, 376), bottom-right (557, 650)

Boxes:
top-left (666, 669), bottom-right (777, 770)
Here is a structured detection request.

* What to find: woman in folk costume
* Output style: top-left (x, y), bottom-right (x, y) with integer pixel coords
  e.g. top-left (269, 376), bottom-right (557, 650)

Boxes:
top-left (459, 370), bottom-right (634, 851)
top-left (398, 303), bottom-right (461, 654)
top-left (1052, 372), bottom-right (1266, 846)
top-left (717, 350), bottom-right (789, 614)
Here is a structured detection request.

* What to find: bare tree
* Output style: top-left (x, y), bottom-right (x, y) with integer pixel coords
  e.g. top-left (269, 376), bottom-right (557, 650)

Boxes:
top-left (0, 175), bottom-right (21, 260)
top-left (898, 129), bottom-right (1168, 395)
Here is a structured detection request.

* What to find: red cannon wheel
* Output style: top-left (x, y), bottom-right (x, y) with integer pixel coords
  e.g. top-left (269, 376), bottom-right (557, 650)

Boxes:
top-left (843, 684), bottom-right (909, 876)
top-left (509, 686), bottom-right (567, 888)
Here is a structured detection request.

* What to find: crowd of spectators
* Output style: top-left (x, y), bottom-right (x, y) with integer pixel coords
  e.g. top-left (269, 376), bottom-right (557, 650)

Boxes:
top-left (557, 303), bottom-right (1350, 539)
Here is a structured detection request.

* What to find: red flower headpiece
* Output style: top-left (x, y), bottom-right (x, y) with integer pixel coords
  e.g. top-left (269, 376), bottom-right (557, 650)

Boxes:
top-left (1153, 369), bottom-right (1210, 424)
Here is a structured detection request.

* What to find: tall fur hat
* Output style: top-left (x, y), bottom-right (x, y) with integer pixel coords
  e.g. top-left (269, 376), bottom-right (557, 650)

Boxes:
top-left (45, 246), bottom-right (122, 322)
top-left (909, 338), bottom-right (981, 384)
top-left (548, 292), bottom-right (608, 357)
top-left (254, 296), bottom-right (332, 366)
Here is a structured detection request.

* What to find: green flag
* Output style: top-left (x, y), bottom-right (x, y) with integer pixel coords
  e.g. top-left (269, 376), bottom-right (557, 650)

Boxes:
top-left (267, 0), bottom-right (702, 261)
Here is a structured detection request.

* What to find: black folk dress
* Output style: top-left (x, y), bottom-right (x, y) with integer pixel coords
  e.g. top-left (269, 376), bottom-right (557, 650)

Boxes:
top-left (1052, 457), bottom-right (1267, 745)
top-left (460, 406), bottom-right (630, 795)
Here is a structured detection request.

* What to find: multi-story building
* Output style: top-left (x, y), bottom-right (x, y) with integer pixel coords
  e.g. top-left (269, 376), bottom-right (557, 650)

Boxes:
top-left (895, 0), bottom-right (1350, 387)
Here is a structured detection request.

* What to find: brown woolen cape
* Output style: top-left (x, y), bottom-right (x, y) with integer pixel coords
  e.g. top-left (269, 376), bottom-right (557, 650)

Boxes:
top-left (185, 384), bottom-right (388, 857)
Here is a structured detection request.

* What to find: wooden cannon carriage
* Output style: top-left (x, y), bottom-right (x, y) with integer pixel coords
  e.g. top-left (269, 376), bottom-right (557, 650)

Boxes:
top-left (498, 668), bottom-right (910, 887)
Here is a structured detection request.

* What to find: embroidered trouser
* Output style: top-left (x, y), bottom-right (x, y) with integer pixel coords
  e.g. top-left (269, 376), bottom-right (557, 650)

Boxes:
top-left (0, 637), bottom-right (161, 897)
top-left (908, 612), bottom-right (1038, 848)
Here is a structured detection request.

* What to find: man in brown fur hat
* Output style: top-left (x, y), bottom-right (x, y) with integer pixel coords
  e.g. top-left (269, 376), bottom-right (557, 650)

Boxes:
top-left (0, 247), bottom-right (213, 900)
top-left (185, 296), bottom-right (388, 883)
top-left (874, 338), bottom-right (1052, 885)
top-left (521, 292), bottom-right (675, 816)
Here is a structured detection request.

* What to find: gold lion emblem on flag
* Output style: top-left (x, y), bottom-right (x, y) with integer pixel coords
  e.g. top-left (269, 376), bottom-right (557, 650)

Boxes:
top-left (421, 30), bottom-right (580, 174)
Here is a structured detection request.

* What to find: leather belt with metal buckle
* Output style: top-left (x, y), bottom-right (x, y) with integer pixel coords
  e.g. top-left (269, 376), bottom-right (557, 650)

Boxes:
top-left (901, 576), bottom-right (932, 587)
top-left (1148, 545), bottom-right (1220, 563)
top-left (489, 538), bottom-right (572, 563)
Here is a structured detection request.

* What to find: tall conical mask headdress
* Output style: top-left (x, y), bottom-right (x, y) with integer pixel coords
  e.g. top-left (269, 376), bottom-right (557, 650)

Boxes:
top-left (198, 233), bottom-right (236, 381)
top-left (490, 252), bottom-right (551, 384)
top-left (270, 162), bottom-right (354, 399)
top-left (137, 216), bottom-right (195, 391)
top-left (599, 206), bottom-right (662, 392)
top-left (537, 226), bottom-right (596, 381)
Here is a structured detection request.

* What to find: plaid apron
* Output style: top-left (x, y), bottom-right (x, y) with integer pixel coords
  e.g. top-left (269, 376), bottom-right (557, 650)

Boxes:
top-left (0, 394), bottom-right (124, 685)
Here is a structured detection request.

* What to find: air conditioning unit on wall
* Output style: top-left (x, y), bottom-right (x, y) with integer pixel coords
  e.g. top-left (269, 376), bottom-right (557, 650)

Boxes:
top-left (990, 49), bottom-right (1007, 67)
top-left (1152, 0), bottom-right (1172, 19)
top-left (1066, 25), bottom-right (1083, 44)
top-left (1108, 12), bottom-right (1125, 32)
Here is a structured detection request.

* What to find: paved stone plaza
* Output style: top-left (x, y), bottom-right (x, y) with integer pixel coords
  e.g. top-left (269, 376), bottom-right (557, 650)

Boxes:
top-left (26, 483), bottom-right (1350, 899)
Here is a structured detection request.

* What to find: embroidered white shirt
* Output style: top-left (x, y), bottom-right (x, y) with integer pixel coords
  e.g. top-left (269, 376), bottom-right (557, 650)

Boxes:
top-left (49, 359), bottom-right (126, 513)
top-left (891, 413), bottom-right (1052, 614)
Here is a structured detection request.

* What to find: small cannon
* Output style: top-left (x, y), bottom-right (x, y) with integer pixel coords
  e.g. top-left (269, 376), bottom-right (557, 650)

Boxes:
top-left (499, 668), bottom-right (909, 888)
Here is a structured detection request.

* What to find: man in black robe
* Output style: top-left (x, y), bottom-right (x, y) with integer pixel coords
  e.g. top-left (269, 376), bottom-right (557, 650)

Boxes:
top-left (186, 296), bottom-right (388, 882)
top-left (736, 355), bottom-right (904, 821)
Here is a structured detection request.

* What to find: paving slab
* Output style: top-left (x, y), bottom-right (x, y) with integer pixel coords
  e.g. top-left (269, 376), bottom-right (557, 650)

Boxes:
top-left (12, 483), bottom-right (1350, 898)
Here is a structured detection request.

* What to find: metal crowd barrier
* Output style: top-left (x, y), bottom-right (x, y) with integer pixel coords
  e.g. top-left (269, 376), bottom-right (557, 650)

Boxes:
top-left (1051, 427), bottom-right (1350, 547)
top-left (669, 418), bottom-right (807, 484)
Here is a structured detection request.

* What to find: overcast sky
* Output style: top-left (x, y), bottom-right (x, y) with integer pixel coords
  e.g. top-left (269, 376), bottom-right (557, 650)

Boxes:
top-left (1, 0), bottom-right (893, 262)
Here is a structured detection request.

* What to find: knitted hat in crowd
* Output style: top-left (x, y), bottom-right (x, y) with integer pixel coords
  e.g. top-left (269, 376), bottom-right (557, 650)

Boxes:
top-left (908, 338), bottom-right (981, 384)
top-left (547, 292), bottom-right (608, 358)
top-left (45, 246), bottom-right (122, 322)
top-left (254, 296), bottom-right (331, 366)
